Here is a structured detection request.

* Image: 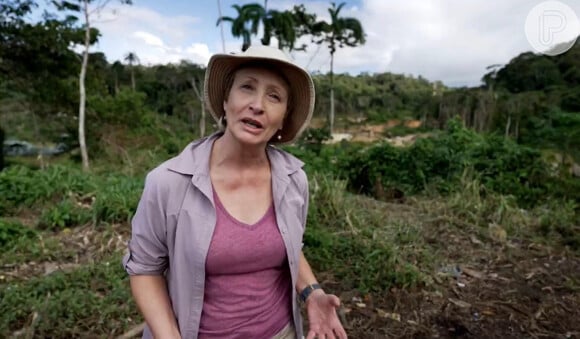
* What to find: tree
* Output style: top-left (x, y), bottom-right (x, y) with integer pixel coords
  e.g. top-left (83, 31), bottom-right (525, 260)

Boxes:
top-left (216, 0), bottom-right (226, 52)
top-left (177, 60), bottom-right (207, 137)
top-left (261, 5), bottom-right (316, 52)
top-left (54, 0), bottom-right (132, 172)
top-left (191, 77), bottom-right (206, 137)
top-left (217, 3), bottom-right (317, 53)
top-left (78, 0), bottom-right (92, 171)
top-left (109, 60), bottom-right (125, 94)
top-left (311, 2), bottom-right (365, 133)
top-left (217, 3), bottom-right (264, 51)
top-left (124, 51), bottom-right (139, 91)
top-left (1, 0), bottom-right (85, 115)
top-left (0, 126), bottom-right (4, 171)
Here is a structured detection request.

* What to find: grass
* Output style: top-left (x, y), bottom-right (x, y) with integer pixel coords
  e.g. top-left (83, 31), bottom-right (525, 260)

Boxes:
top-left (0, 143), bottom-right (578, 337)
top-left (0, 257), bottom-right (140, 338)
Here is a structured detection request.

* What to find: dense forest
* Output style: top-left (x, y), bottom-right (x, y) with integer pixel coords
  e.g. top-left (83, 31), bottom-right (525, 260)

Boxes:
top-left (1, 1), bottom-right (579, 163)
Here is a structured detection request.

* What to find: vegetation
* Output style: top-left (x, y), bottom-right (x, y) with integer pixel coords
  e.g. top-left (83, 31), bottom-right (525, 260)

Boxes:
top-left (310, 2), bottom-right (366, 133)
top-left (1, 0), bottom-right (579, 337)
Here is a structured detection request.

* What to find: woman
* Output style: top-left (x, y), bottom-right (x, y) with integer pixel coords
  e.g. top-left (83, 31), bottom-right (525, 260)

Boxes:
top-left (123, 45), bottom-right (347, 339)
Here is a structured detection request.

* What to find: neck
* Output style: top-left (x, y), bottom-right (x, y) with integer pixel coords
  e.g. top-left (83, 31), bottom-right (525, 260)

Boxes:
top-left (211, 130), bottom-right (269, 170)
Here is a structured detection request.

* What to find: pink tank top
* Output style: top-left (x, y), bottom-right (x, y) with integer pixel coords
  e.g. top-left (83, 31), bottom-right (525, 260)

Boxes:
top-left (198, 191), bottom-right (292, 338)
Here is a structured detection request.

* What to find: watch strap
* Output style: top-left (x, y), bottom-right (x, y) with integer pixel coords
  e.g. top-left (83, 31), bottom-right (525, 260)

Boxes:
top-left (299, 283), bottom-right (322, 302)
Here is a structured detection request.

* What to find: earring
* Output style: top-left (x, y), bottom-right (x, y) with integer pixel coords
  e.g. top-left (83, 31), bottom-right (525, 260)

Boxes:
top-left (219, 115), bottom-right (227, 127)
top-left (277, 133), bottom-right (282, 140)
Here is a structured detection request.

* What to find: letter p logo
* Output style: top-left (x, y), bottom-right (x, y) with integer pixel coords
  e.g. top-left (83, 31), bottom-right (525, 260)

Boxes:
top-left (525, 1), bottom-right (579, 56)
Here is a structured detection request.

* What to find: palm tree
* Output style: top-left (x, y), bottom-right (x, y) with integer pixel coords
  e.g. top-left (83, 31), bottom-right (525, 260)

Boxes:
top-left (217, 0), bottom-right (226, 52)
top-left (124, 51), bottom-right (139, 91)
top-left (311, 2), bottom-right (365, 133)
top-left (217, 3), bottom-right (316, 53)
top-left (261, 6), bottom-right (315, 52)
top-left (110, 61), bottom-right (124, 94)
top-left (217, 3), bottom-right (265, 51)
top-left (261, 9), bottom-right (295, 49)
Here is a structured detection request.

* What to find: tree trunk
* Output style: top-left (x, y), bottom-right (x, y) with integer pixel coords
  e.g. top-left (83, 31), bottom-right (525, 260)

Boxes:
top-left (79, 0), bottom-right (90, 171)
top-left (217, 0), bottom-right (226, 52)
top-left (329, 51), bottom-right (335, 134)
top-left (505, 113), bottom-right (511, 138)
top-left (191, 77), bottom-right (205, 137)
top-left (0, 126), bottom-right (4, 171)
top-left (130, 67), bottom-right (135, 91)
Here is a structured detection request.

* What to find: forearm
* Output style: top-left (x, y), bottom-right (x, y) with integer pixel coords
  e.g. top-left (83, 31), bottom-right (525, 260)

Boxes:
top-left (296, 251), bottom-right (319, 293)
top-left (129, 275), bottom-right (181, 339)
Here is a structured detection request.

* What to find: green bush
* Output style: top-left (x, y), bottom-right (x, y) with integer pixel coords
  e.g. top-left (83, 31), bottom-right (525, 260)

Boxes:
top-left (0, 258), bottom-right (139, 337)
top-left (295, 127), bottom-right (331, 155)
top-left (93, 175), bottom-right (142, 224)
top-left (0, 219), bottom-right (36, 250)
top-left (0, 165), bottom-right (98, 216)
top-left (536, 200), bottom-right (580, 250)
top-left (303, 174), bottom-right (423, 292)
top-left (338, 118), bottom-right (576, 208)
top-left (89, 89), bottom-right (154, 128)
top-left (0, 164), bottom-right (145, 227)
top-left (37, 199), bottom-right (92, 230)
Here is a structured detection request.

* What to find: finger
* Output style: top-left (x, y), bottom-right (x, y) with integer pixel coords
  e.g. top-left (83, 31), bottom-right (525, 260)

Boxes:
top-left (334, 326), bottom-right (348, 339)
top-left (306, 330), bottom-right (316, 339)
top-left (330, 295), bottom-right (341, 307)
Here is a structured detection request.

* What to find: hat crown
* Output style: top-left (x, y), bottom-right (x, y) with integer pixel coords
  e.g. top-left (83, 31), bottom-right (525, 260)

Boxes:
top-left (237, 45), bottom-right (291, 63)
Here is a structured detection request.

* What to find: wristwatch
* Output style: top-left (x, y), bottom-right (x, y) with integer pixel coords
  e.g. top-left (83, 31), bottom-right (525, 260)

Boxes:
top-left (299, 283), bottom-right (322, 302)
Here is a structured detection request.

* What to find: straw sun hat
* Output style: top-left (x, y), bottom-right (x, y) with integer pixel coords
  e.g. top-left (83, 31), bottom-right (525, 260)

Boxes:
top-left (204, 45), bottom-right (315, 144)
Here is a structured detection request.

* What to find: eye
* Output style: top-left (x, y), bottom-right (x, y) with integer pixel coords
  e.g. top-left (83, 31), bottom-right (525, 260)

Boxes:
top-left (240, 83), bottom-right (254, 90)
top-left (269, 93), bottom-right (281, 102)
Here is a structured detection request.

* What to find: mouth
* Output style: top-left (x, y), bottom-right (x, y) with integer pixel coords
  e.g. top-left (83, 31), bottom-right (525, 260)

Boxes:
top-left (241, 118), bottom-right (263, 129)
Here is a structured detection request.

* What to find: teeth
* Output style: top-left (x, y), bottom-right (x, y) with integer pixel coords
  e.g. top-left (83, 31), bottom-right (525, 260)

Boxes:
top-left (245, 120), bottom-right (261, 128)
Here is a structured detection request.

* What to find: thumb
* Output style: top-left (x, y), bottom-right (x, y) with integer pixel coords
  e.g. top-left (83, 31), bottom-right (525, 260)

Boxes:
top-left (329, 294), bottom-right (341, 307)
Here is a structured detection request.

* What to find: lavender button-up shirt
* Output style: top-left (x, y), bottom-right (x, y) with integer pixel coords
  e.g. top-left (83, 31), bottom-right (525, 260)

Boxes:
top-left (122, 132), bottom-right (309, 339)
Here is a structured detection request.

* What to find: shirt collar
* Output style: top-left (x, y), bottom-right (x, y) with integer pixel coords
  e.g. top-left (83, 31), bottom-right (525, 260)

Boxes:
top-left (165, 131), bottom-right (304, 179)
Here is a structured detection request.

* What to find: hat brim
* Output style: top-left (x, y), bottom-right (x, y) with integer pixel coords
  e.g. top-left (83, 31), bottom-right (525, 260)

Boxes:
top-left (204, 51), bottom-right (315, 144)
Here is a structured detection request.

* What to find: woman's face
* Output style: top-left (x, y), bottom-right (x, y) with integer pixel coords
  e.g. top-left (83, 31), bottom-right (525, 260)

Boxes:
top-left (223, 66), bottom-right (289, 146)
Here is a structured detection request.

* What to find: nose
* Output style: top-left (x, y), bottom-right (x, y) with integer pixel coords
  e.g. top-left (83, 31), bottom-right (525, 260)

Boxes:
top-left (249, 91), bottom-right (265, 114)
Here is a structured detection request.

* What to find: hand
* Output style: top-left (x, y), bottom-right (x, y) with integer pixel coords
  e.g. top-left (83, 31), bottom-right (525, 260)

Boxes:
top-left (305, 289), bottom-right (347, 339)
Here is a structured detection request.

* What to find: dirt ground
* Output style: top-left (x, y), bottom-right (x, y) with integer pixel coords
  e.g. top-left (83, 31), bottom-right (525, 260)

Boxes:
top-left (3, 201), bottom-right (580, 339)
top-left (4, 116), bottom-right (579, 338)
top-left (326, 228), bottom-right (580, 339)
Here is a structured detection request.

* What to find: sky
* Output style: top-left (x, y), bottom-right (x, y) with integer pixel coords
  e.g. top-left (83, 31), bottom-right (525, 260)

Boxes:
top-left (79, 0), bottom-right (580, 87)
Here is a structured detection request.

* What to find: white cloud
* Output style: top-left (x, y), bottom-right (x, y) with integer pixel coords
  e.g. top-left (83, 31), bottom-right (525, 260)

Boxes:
top-left (89, 0), bottom-right (580, 86)
top-left (185, 43), bottom-right (212, 65)
top-left (132, 31), bottom-right (164, 47)
top-left (91, 3), bottom-right (209, 66)
top-left (269, 0), bottom-right (580, 86)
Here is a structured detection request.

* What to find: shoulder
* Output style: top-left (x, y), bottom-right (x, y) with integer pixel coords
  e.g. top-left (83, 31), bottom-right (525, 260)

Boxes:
top-left (141, 138), bottom-right (207, 195)
top-left (267, 145), bottom-right (308, 193)
top-left (267, 144), bottom-right (305, 171)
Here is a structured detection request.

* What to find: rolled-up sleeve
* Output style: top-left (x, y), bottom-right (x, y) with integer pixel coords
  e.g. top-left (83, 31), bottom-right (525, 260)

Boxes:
top-left (123, 170), bottom-right (169, 275)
